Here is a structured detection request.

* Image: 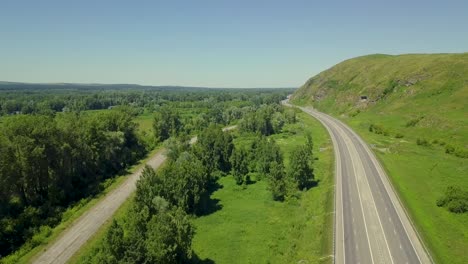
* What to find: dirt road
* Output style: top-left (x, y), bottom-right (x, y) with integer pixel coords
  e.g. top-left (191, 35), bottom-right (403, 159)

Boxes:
top-left (33, 150), bottom-right (166, 264)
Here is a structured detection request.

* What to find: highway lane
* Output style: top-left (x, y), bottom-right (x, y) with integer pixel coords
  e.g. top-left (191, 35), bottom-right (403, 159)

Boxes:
top-left (284, 101), bottom-right (432, 264)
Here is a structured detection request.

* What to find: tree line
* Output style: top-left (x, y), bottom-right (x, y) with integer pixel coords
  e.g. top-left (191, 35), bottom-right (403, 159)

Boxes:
top-left (0, 107), bottom-right (146, 257)
top-left (0, 84), bottom-right (292, 116)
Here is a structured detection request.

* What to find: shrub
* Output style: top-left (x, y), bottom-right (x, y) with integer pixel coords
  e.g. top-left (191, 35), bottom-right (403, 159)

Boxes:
top-left (454, 148), bottom-right (468, 159)
top-left (405, 116), bottom-right (424, 127)
top-left (445, 145), bottom-right (455, 154)
top-left (369, 123), bottom-right (387, 135)
top-left (416, 138), bottom-right (430, 146)
top-left (436, 186), bottom-right (468, 213)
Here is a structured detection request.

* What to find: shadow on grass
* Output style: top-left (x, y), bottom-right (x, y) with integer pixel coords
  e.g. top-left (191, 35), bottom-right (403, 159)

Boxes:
top-left (196, 180), bottom-right (223, 216)
top-left (245, 175), bottom-right (256, 185)
top-left (191, 252), bottom-right (216, 264)
top-left (302, 178), bottom-right (320, 191)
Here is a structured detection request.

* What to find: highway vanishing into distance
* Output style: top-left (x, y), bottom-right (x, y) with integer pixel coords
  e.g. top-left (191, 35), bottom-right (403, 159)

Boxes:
top-left (32, 96), bottom-right (433, 264)
top-left (284, 100), bottom-right (432, 264)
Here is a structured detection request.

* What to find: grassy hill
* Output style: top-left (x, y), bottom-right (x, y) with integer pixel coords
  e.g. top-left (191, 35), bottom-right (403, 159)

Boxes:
top-left (291, 53), bottom-right (468, 264)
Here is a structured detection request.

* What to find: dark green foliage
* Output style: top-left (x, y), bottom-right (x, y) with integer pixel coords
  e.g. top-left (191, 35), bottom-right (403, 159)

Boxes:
top-left (164, 137), bottom-right (190, 161)
top-left (153, 107), bottom-right (183, 143)
top-left (395, 133), bottom-right (404, 138)
top-left (252, 136), bottom-right (283, 180)
top-left (381, 79), bottom-right (399, 98)
top-left (445, 145), bottom-right (468, 159)
top-left (416, 138), bottom-right (430, 147)
top-left (137, 153), bottom-right (208, 215)
top-left (369, 123), bottom-right (389, 136)
top-left (0, 83), bottom-right (293, 116)
top-left (405, 116), bottom-right (424, 127)
top-left (86, 163), bottom-right (198, 263)
top-left (268, 161), bottom-right (287, 201)
top-left (0, 109), bottom-right (146, 257)
top-left (436, 186), bottom-right (468, 213)
top-left (230, 147), bottom-right (249, 185)
top-left (239, 104), bottom-right (285, 135)
top-left (284, 108), bottom-right (297, 124)
top-left (89, 198), bottom-right (194, 264)
top-left (193, 125), bottom-right (234, 174)
top-left (288, 145), bottom-right (314, 190)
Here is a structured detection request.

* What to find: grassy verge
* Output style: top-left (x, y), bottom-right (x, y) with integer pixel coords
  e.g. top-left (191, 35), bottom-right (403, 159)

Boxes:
top-left (192, 112), bottom-right (334, 264)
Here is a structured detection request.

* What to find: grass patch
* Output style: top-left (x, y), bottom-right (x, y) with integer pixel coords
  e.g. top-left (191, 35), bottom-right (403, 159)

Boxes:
top-left (192, 112), bottom-right (334, 263)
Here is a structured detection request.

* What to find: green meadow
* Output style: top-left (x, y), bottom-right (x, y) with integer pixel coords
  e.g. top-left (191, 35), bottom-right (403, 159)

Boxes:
top-left (192, 112), bottom-right (334, 264)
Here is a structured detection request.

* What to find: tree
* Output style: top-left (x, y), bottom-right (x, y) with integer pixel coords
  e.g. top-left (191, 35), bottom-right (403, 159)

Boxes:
top-left (145, 206), bottom-right (194, 263)
top-left (136, 153), bottom-right (209, 215)
top-left (254, 136), bottom-right (282, 179)
top-left (193, 125), bottom-right (233, 175)
top-left (230, 147), bottom-right (249, 185)
top-left (271, 112), bottom-right (285, 133)
top-left (268, 161), bottom-right (287, 201)
top-left (153, 107), bottom-right (183, 143)
top-left (288, 145), bottom-right (314, 190)
top-left (104, 220), bottom-right (125, 261)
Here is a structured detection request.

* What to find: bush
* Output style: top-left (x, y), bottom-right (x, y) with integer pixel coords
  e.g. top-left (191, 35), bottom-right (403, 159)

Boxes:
top-left (405, 116), bottom-right (424, 127)
top-left (369, 123), bottom-right (389, 136)
top-left (454, 148), bottom-right (468, 159)
top-left (30, 226), bottom-right (52, 247)
top-left (445, 145), bottom-right (455, 154)
top-left (436, 186), bottom-right (468, 213)
top-left (416, 138), bottom-right (430, 146)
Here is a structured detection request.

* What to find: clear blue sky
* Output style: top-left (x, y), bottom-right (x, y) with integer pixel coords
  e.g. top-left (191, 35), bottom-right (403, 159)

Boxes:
top-left (1, 0), bottom-right (467, 88)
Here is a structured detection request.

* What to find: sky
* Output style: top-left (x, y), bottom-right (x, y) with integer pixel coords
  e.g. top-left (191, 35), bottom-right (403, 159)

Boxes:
top-left (1, 0), bottom-right (467, 88)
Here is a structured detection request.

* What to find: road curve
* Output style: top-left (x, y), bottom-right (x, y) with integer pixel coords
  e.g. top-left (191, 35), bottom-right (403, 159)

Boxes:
top-left (285, 101), bottom-right (432, 264)
top-left (33, 150), bottom-right (167, 264)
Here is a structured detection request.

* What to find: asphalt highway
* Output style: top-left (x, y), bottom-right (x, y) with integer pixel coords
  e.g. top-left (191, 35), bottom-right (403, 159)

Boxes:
top-left (284, 101), bottom-right (432, 264)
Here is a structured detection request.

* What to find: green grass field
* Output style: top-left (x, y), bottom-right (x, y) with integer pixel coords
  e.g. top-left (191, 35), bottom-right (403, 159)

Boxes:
top-left (192, 112), bottom-right (334, 264)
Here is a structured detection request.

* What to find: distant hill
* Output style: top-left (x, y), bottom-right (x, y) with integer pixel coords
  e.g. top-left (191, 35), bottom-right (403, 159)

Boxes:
top-left (0, 81), bottom-right (292, 91)
top-left (292, 53), bottom-right (468, 149)
top-left (0, 81), bottom-right (212, 91)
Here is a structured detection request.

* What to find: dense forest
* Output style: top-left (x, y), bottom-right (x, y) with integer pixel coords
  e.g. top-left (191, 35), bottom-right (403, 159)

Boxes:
top-left (0, 84), bottom-right (294, 260)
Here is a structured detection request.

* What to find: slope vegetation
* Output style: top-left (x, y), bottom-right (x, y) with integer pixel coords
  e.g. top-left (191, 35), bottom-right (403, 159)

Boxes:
top-left (292, 53), bottom-right (468, 264)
